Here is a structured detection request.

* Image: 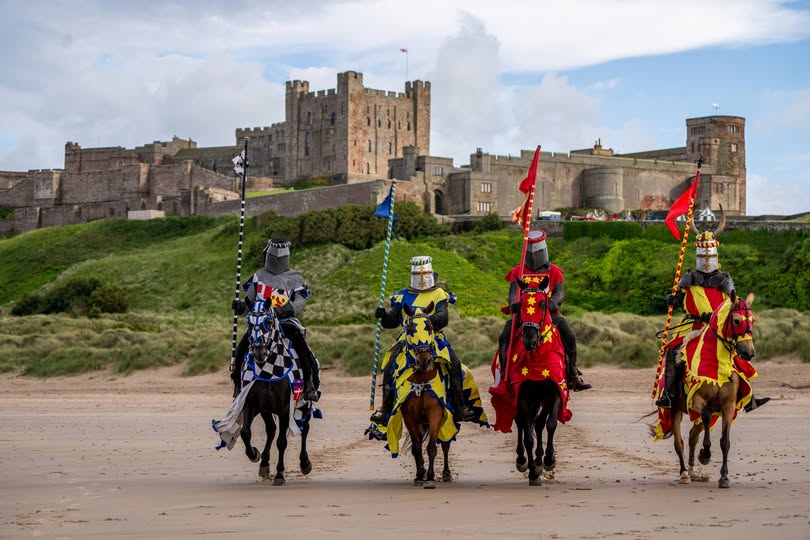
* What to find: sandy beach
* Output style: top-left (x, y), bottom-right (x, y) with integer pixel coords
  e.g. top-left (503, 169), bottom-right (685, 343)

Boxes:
top-left (1, 361), bottom-right (808, 539)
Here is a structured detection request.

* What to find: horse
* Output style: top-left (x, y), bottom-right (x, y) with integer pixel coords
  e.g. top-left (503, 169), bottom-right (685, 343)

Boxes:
top-left (399, 301), bottom-right (452, 488)
top-left (508, 277), bottom-right (565, 486)
top-left (237, 302), bottom-right (313, 485)
top-left (668, 291), bottom-right (756, 489)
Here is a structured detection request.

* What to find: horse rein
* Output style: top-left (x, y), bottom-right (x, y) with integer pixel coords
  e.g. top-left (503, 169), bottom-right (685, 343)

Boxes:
top-left (711, 302), bottom-right (753, 354)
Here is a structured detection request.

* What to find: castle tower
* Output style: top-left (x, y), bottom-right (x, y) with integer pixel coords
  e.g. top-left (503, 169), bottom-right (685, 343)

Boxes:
top-left (282, 70), bottom-right (431, 184)
top-left (686, 115), bottom-right (746, 215)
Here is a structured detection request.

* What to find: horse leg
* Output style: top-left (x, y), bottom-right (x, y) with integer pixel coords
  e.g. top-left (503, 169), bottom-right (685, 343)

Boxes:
top-left (240, 405), bottom-right (261, 464)
top-left (514, 414), bottom-right (529, 473)
top-left (543, 396), bottom-right (560, 472)
top-left (403, 401), bottom-right (425, 487)
top-left (698, 406), bottom-right (712, 465)
top-left (441, 442), bottom-right (452, 482)
top-left (523, 403), bottom-right (541, 486)
top-left (258, 411), bottom-right (276, 479)
top-left (718, 387), bottom-right (737, 489)
top-left (299, 415), bottom-right (312, 476)
top-left (671, 407), bottom-right (689, 484)
top-left (423, 397), bottom-right (444, 489)
top-left (686, 421), bottom-right (708, 482)
top-left (273, 406), bottom-right (290, 486)
top-left (534, 406), bottom-right (548, 468)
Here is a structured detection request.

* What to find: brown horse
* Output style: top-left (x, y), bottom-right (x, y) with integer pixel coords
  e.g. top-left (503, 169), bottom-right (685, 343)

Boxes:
top-left (669, 291), bottom-right (756, 489)
top-left (399, 301), bottom-right (452, 488)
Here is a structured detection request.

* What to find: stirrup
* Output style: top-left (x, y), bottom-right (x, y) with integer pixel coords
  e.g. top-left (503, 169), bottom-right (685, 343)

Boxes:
top-left (744, 396), bottom-right (770, 413)
top-left (570, 376), bottom-right (592, 392)
top-left (655, 392), bottom-right (672, 409)
top-left (370, 409), bottom-right (389, 424)
top-left (456, 407), bottom-right (477, 422)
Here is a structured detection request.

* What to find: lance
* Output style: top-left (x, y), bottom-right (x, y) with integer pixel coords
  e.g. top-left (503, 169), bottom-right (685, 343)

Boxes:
top-left (370, 180), bottom-right (397, 410)
top-left (505, 146), bottom-right (541, 375)
top-left (651, 157), bottom-right (702, 399)
top-left (229, 138), bottom-right (249, 376)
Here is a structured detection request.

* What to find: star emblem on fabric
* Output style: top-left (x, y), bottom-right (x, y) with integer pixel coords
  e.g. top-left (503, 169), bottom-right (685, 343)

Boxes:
top-left (512, 353), bottom-right (519, 363)
top-left (526, 306), bottom-right (536, 315)
top-left (527, 276), bottom-right (540, 284)
top-left (542, 369), bottom-right (550, 378)
top-left (542, 325), bottom-right (553, 344)
top-left (526, 295), bottom-right (536, 305)
top-left (521, 367), bottom-right (529, 376)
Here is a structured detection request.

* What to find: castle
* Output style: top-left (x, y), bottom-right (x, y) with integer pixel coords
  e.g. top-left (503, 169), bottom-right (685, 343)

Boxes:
top-left (0, 70), bottom-right (746, 234)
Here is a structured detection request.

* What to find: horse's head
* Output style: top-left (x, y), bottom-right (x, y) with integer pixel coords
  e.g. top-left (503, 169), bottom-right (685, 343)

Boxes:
top-left (403, 301), bottom-right (436, 372)
top-left (516, 275), bottom-right (551, 352)
top-left (711, 291), bottom-right (756, 360)
top-left (247, 300), bottom-right (280, 366)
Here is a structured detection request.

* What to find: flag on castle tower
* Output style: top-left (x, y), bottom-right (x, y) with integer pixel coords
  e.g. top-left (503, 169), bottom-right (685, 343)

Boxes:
top-left (400, 48), bottom-right (408, 53)
top-left (511, 146), bottom-right (541, 232)
top-left (232, 150), bottom-right (247, 176)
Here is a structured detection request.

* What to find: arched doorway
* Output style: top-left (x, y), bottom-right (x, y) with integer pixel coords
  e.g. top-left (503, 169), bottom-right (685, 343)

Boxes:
top-left (434, 190), bottom-right (445, 215)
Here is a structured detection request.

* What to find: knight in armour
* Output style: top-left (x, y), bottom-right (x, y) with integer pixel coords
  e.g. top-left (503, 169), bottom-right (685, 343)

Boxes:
top-left (370, 256), bottom-right (478, 425)
top-left (496, 230), bottom-right (591, 392)
top-left (656, 210), bottom-right (769, 411)
top-left (231, 239), bottom-right (320, 402)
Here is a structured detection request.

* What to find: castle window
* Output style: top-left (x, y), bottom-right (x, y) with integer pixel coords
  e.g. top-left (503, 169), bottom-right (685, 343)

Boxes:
top-left (481, 182), bottom-right (492, 193)
top-left (388, 120), bottom-right (391, 129)
top-left (378, 119), bottom-right (381, 127)
top-left (387, 142), bottom-right (392, 154)
top-left (367, 117), bottom-right (371, 126)
top-left (367, 140), bottom-right (372, 152)
top-left (477, 201), bottom-right (492, 213)
top-left (407, 121), bottom-right (411, 131)
top-left (432, 166), bottom-right (443, 176)
top-left (305, 132), bottom-right (311, 157)
top-left (330, 112), bottom-right (336, 126)
top-left (366, 163), bottom-right (370, 174)
top-left (730, 143), bottom-right (737, 152)
top-left (307, 112), bottom-right (312, 126)
top-left (727, 126), bottom-right (740, 134)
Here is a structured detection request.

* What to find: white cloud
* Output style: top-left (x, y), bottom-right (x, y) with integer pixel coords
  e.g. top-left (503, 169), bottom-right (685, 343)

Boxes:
top-left (745, 172), bottom-right (808, 215)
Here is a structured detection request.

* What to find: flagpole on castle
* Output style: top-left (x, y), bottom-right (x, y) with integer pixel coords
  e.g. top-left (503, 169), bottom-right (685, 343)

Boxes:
top-left (400, 48), bottom-right (408, 81)
top-left (229, 138), bottom-right (249, 377)
top-left (370, 180), bottom-right (397, 410)
top-left (651, 157), bottom-right (702, 399)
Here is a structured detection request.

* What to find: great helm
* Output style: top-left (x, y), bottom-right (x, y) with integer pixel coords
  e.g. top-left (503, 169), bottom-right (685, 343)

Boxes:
top-left (525, 230), bottom-right (549, 271)
top-left (409, 255), bottom-right (436, 291)
top-left (693, 204), bottom-right (725, 274)
top-left (263, 238), bottom-right (291, 275)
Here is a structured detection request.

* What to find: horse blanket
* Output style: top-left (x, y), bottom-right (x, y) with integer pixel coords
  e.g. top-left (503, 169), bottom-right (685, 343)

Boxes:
top-left (212, 304), bottom-right (321, 450)
top-left (489, 320), bottom-right (572, 433)
top-left (653, 304), bottom-right (756, 441)
top-left (366, 333), bottom-right (489, 457)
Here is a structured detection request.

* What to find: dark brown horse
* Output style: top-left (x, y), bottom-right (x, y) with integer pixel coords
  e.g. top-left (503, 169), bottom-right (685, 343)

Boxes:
top-left (238, 303), bottom-right (312, 485)
top-left (669, 291), bottom-right (756, 488)
top-left (512, 278), bottom-right (567, 486)
top-left (400, 301), bottom-right (452, 488)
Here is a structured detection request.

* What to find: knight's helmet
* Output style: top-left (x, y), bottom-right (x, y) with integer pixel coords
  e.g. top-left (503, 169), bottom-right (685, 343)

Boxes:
top-left (693, 205), bottom-right (726, 273)
top-left (409, 255), bottom-right (436, 291)
top-left (263, 238), bottom-right (291, 275)
top-left (525, 230), bottom-right (550, 271)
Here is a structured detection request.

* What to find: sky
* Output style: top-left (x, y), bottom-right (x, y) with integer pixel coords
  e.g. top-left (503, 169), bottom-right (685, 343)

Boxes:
top-left (1, 0), bottom-right (808, 215)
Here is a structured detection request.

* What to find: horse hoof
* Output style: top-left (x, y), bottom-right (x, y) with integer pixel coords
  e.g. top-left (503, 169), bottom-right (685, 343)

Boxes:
top-left (679, 472), bottom-right (690, 484)
top-left (698, 449), bottom-right (711, 465)
top-left (300, 460), bottom-right (312, 476)
top-left (273, 477), bottom-right (286, 486)
top-left (529, 476), bottom-right (543, 486)
top-left (442, 471), bottom-right (452, 483)
top-left (249, 447), bottom-right (260, 463)
top-left (543, 457), bottom-right (556, 471)
top-left (423, 480), bottom-right (436, 489)
top-left (718, 477), bottom-right (730, 489)
top-left (259, 465), bottom-right (270, 478)
top-left (414, 479), bottom-right (424, 487)
top-left (516, 457), bottom-right (529, 473)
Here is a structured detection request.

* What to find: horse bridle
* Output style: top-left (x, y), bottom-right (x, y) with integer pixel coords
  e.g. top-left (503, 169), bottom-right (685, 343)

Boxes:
top-left (711, 301), bottom-right (753, 354)
top-left (405, 311), bottom-right (437, 365)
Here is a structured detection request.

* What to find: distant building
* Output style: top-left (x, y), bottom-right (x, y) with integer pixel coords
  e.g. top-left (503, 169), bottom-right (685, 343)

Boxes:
top-left (0, 69), bottom-right (747, 234)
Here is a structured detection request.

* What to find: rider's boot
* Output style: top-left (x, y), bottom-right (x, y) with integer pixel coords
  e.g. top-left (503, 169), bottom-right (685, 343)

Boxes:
top-left (370, 384), bottom-right (395, 424)
top-left (301, 355), bottom-right (320, 402)
top-left (744, 395), bottom-right (771, 413)
top-left (566, 350), bottom-right (592, 391)
top-left (655, 349), bottom-right (676, 409)
top-left (449, 357), bottom-right (477, 422)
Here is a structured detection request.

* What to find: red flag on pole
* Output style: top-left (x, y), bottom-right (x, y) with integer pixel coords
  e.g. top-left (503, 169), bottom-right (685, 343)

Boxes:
top-left (665, 174), bottom-right (699, 240)
top-left (512, 146), bottom-right (541, 231)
